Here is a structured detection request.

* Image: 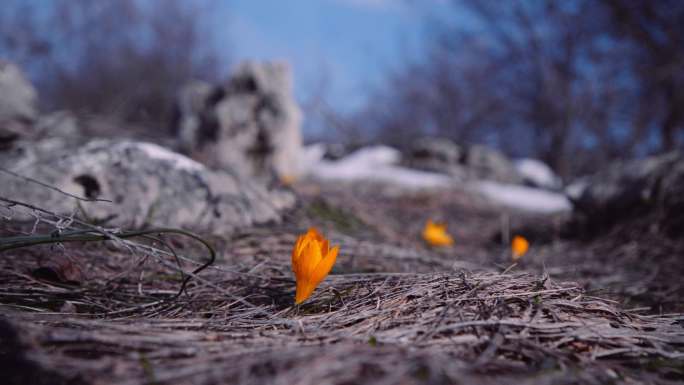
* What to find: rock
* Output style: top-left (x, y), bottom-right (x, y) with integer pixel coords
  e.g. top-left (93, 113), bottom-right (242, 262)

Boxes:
top-left (464, 145), bottom-right (523, 184)
top-left (514, 158), bottom-right (562, 190)
top-left (569, 152), bottom-right (684, 237)
top-left (0, 60), bottom-right (37, 122)
top-left (322, 143), bottom-right (353, 161)
top-left (1, 140), bottom-right (295, 235)
top-left (411, 137), bottom-right (462, 165)
top-left (34, 110), bottom-right (80, 139)
top-left (659, 157), bottom-right (684, 235)
top-left (173, 80), bottom-right (215, 152)
top-left (571, 153), bottom-right (678, 214)
top-left (174, 61), bottom-right (303, 180)
top-left (0, 60), bottom-right (38, 149)
top-left (405, 138), bottom-right (524, 184)
top-left (405, 137), bottom-right (467, 180)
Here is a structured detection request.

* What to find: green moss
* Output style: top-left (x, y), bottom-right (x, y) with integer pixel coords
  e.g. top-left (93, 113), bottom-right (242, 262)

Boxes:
top-left (368, 335), bottom-right (378, 347)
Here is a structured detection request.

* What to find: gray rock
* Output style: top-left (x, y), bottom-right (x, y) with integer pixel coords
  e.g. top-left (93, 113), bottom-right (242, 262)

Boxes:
top-left (658, 158), bottom-right (684, 235)
top-left (0, 60), bottom-right (37, 122)
top-left (175, 61), bottom-right (302, 180)
top-left (406, 137), bottom-right (466, 179)
top-left (34, 110), bottom-right (81, 139)
top-left (572, 153), bottom-right (679, 213)
top-left (322, 143), bottom-right (353, 161)
top-left (405, 138), bottom-right (524, 184)
top-left (174, 80), bottom-right (214, 153)
top-left (464, 145), bottom-right (523, 184)
top-left (569, 152), bottom-right (684, 236)
top-left (0, 60), bottom-right (38, 148)
top-left (412, 137), bottom-right (462, 164)
top-left (1, 139), bottom-right (295, 234)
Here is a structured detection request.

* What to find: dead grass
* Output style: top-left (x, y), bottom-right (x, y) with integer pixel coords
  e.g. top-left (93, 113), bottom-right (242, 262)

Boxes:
top-left (1, 233), bottom-right (683, 384)
top-left (1, 182), bottom-right (684, 384)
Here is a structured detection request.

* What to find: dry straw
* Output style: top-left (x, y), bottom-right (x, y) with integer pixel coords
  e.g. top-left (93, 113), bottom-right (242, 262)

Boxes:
top-left (1, 172), bottom-right (683, 384)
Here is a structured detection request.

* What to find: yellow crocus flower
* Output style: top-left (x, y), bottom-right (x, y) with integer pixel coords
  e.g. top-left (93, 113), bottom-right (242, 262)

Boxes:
top-left (291, 227), bottom-right (339, 304)
top-left (511, 235), bottom-right (529, 261)
top-left (422, 220), bottom-right (454, 247)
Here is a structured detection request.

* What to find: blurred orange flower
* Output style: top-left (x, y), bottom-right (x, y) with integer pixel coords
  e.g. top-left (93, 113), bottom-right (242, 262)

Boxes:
top-left (511, 235), bottom-right (529, 261)
top-left (280, 174), bottom-right (296, 186)
top-left (291, 227), bottom-right (339, 304)
top-left (422, 220), bottom-right (454, 247)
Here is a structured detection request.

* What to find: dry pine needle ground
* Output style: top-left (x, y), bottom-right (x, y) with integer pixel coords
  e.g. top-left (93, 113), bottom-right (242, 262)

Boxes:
top-left (1, 182), bottom-right (684, 384)
top-left (1, 236), bottom-right (683, 385)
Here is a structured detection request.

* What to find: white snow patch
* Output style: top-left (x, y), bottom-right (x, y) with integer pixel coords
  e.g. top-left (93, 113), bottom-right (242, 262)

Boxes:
top-left (133, 142), bottom-right (205, 171)
top-left (297, 143), bottom-right (327, 176)
top-left (514, 158), bottom-right (561, 189)
top-left (341, 145), bottom-right (402, 166)
top-left (308, 145), bottom-right (452, 189)
top-left (473, 181), bottom-right (571, 213)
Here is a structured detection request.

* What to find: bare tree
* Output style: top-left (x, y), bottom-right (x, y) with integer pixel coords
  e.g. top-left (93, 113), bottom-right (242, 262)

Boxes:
top-left (601, 0), bottom-right (684, 152)
top-left (353, 0), bottom-right (683, 178)
top-left (0, 0), bottom-right (225, 133)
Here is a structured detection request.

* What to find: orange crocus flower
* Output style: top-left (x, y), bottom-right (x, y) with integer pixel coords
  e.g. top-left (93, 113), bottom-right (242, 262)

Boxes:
top-left (291, 227), bottom-right (339, 304)
top-left (511, 235), bottom-right (529, 261)
top-left (280, 174), bottom-right (296, 186)
top-left (422, 220), bottom-right (454, 247)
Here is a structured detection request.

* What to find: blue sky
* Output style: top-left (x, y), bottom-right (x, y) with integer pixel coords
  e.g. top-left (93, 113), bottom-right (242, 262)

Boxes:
top-left (217, 0), bottom-right (452, 115)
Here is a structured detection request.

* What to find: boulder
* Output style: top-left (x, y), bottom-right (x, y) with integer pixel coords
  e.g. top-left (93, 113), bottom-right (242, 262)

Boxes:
top-left (0, 60), bottom-right (37, 122)
top-left (1, 139), bottom-right (295, 234)
top-left (0, 60), bottom-right (38, 148)
top-left (659, 158), bottom-right (684, 235)
top-left (173, 80), bottom-right (214, 152)
top-left (174, 61), bottom-right (303, 180)
top-left (405, 138), bottom-right (524, 184)
top-left (34, 110), bottom-right (80, 139)
top-left (322, 143), bottom-right (353, 161)
top-left (411, 137), bottom-right (462, 165)
top-left (464, 145), bottom-right (523, 184)
top-left (405, 137), bottom-right (467, 180)
top-left (569, 152), bottom-right (684, 237)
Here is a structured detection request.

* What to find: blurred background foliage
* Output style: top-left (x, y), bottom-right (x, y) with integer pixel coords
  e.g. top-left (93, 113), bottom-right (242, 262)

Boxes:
top-left (352, 0), bottom-right (684, 178)
top-left (1, 0), bottom-right (682, 179)
top-left (0, 0), bottom-right (222, 131)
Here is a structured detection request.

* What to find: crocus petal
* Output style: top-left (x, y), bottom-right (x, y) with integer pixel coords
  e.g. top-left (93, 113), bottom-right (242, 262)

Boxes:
top-left (291, 227), bottom-right (339, 304)
top-left (311, 245), bottom-right (339, 287)
top-left (321, 239), bottom-right (330, 256)
top-left (292, 234), bottom-right (306, 267)
top-left (511, 235), bottom-right (529, 261)
top-left (423, 219), bottom-right (454, 247)
top-left (295, 278), bottom-right (314, 304)
top-left (312, 228), bottom-right (325, 244)
top-left (306, 227), bottom-right (319, 240)
top-left (302, 239), bottom-right (323, 277)
top-left (292, 235), bottom-right (311, 277)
